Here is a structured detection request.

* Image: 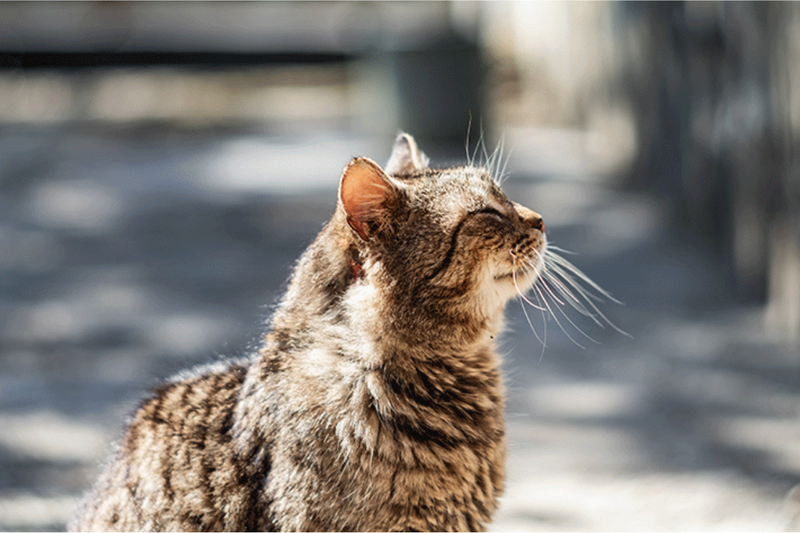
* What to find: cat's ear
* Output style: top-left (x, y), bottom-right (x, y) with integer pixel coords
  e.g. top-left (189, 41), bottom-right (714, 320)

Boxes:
top-left (339, 157), bottom-right (400, 241)
top-left (385, 133), bottom-right (429, 175)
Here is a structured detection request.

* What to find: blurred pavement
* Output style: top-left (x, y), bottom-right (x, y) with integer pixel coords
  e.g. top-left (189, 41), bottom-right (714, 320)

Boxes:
top-left (1, 126), bottom-right (799, 531)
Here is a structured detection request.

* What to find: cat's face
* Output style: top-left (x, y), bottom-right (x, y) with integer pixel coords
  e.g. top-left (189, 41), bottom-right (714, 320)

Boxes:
top-left (339, 134), bottom-right (546, 315)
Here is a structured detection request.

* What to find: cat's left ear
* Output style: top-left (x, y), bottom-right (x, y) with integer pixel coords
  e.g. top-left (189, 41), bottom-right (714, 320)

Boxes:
top-left (385, 133), bottom-right (429, 175)
top-left (339, 157), bottom-right (401, 241)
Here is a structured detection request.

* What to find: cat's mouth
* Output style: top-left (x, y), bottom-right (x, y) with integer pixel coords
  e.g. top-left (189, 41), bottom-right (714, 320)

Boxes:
top-left (494, 250), bottom-right (545, 285)
top-left (494, 266), bottom-right (538, 283)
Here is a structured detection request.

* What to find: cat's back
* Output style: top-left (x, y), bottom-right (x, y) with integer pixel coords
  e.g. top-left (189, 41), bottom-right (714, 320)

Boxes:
top-left (71, 360), bottom-right (272, 532)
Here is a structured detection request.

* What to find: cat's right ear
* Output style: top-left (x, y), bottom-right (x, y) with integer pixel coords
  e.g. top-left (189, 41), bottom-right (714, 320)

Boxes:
top-left (339, 157), bottom-right (400, 241)
top-left (385, 133), bottom-right (429, 175)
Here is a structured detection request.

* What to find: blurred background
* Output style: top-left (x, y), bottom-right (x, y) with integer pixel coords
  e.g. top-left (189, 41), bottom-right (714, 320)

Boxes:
top-left (1, 2), bottom-right (799, 530)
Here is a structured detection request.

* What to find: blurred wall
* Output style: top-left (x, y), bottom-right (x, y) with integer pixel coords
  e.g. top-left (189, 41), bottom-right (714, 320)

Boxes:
top-left (478, 2), bottom-right (800, 340)
top-left (1, 1), bottom-right (798, 338)
top-left (611, 3), bottom-right (800, 338)
top-left (0, 2), bottom-right (484, 145)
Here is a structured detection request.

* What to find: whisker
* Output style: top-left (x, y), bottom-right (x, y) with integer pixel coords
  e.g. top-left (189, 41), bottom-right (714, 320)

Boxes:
top-left (487, 136), bottom-right (503, 180)
top-left (545, 261), bottom-right (629, 336)
top-left (510, 243), bottom-right (630, 351)
top-left (472, 135), bottom-right (483, 170)
top-left (487, 135), bottom-right (513, 186)
top-left (511, 250), bottom-right (549, 360)
top-left (479, 126), bottom-right (490, 170)
top-left (534, 270), bottom-right (568, 308)
top-left (521, 253), bottom-right (552, 357)
top-left (543, 273), bottom-right (608, 334)
top-left (466, 125), bottom-right (514, 186)
top-left (466, 117), bottom-right (489, 170)
top-left (540, 267), bottom-right (600, 320)
top-left (544, 248), bottom-right (631, 337)
top-left (546, 245), bottom-right (578, 256)
top-left (465, 114), bottom-right (474, 167)
top-left (532, 281), bottom-right (587, 349)
top-left (545, 250), bottom-right (623, 305)
top-left (544, 261), bottom-right (608, 311)
top-left (533, 281), bottom-right (548, 363)
top-left (537, 274), bottom-right (602, 345)
top-left (524, 256), bottom-right (567, 307)
top-left (518, 294), bottom-right (545, 347)
top-left (522, 277), bottom-right (549, 363)
top-left (511, 251), bottom-right (546, 312)
top-left (497, 145), bottom-right (514, 185)
top-left (510, 229), bottom-right (629, 357)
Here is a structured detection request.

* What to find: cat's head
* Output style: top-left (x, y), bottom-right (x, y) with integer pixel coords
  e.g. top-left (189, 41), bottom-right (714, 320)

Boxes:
top-left (337, 133), bottom-right (546, 321)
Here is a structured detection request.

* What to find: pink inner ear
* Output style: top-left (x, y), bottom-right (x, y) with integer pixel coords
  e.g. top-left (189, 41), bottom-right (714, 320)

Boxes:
top-left (340, 158), bottom-right (394, 240)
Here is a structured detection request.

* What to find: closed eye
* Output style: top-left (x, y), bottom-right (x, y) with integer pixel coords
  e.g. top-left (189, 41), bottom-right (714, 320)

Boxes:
top-left (474, 207), bottom-right (506, 221)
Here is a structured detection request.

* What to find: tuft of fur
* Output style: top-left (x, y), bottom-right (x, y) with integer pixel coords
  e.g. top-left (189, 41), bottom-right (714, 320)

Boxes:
top-left (71, 133), bottom-right (547, 532)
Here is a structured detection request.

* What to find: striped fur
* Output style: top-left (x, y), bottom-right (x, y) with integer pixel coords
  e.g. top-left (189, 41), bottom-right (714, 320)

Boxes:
top-left (71, 134), bottom-right (546, 532)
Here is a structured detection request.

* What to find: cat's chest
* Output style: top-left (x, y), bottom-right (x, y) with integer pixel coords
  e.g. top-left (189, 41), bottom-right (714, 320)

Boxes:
top-left (263, 380), bottom-right (503, 531)
top-left (270, 434), bottom-right (497, 531)
top-left (254, 341), bottom-right (505, 530)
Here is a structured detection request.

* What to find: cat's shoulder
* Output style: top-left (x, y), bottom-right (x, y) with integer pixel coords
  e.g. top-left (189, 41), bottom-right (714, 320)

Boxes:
top-left (124, 357), bottom-right (251, 435)
top-left (163, 356), bottom-right (251, 388)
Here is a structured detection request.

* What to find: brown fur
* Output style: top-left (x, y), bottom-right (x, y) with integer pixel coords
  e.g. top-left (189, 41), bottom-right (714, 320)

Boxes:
top-left (71, 134), bottom-right (546, 532)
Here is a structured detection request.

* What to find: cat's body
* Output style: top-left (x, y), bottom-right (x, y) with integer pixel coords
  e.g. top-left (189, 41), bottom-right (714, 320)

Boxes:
top-left (71, 134), bottom-right (546, 532)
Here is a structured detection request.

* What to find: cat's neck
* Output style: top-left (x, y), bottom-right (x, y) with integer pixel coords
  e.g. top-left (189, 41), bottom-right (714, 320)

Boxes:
top-left (340, 274), bottom-right (502, 368)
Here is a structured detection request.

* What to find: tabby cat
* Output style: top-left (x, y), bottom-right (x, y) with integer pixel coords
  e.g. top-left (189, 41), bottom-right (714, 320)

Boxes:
top-left (71, 134), bottom-right (549, 532)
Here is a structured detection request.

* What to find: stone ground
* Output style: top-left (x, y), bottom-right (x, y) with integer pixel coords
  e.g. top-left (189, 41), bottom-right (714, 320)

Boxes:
top-left (1, 125), bottom-right (799, 531)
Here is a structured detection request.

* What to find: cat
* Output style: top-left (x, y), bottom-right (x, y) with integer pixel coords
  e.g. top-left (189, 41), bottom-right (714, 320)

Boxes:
top-left (70, 133), bottom-right (549, 532)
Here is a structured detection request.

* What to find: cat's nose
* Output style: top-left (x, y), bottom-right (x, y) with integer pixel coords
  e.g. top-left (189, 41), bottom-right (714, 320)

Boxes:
top-left (512, 202), bottom-right (545, 233)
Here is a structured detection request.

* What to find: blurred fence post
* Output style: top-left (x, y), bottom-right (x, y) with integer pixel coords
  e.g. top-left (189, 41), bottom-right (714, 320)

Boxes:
top-left (388, 31), bottom-right (485, 149)
top-left (615, 2), bottom-right (800, 338)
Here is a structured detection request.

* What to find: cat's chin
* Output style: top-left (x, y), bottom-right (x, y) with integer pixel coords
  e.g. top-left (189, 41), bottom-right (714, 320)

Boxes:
top-left (481, 269), bottom-right (537, 311)
top-left (495, 272), bottom-right (536, 296)
top-left (493, 270), bottom-right (513, 281)
top-left (493, 260), bottom-right (542, 290)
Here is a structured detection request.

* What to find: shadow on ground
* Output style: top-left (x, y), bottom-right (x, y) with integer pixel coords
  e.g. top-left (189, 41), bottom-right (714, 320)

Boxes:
top-left (1, 126), bottom-right (798, 531)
